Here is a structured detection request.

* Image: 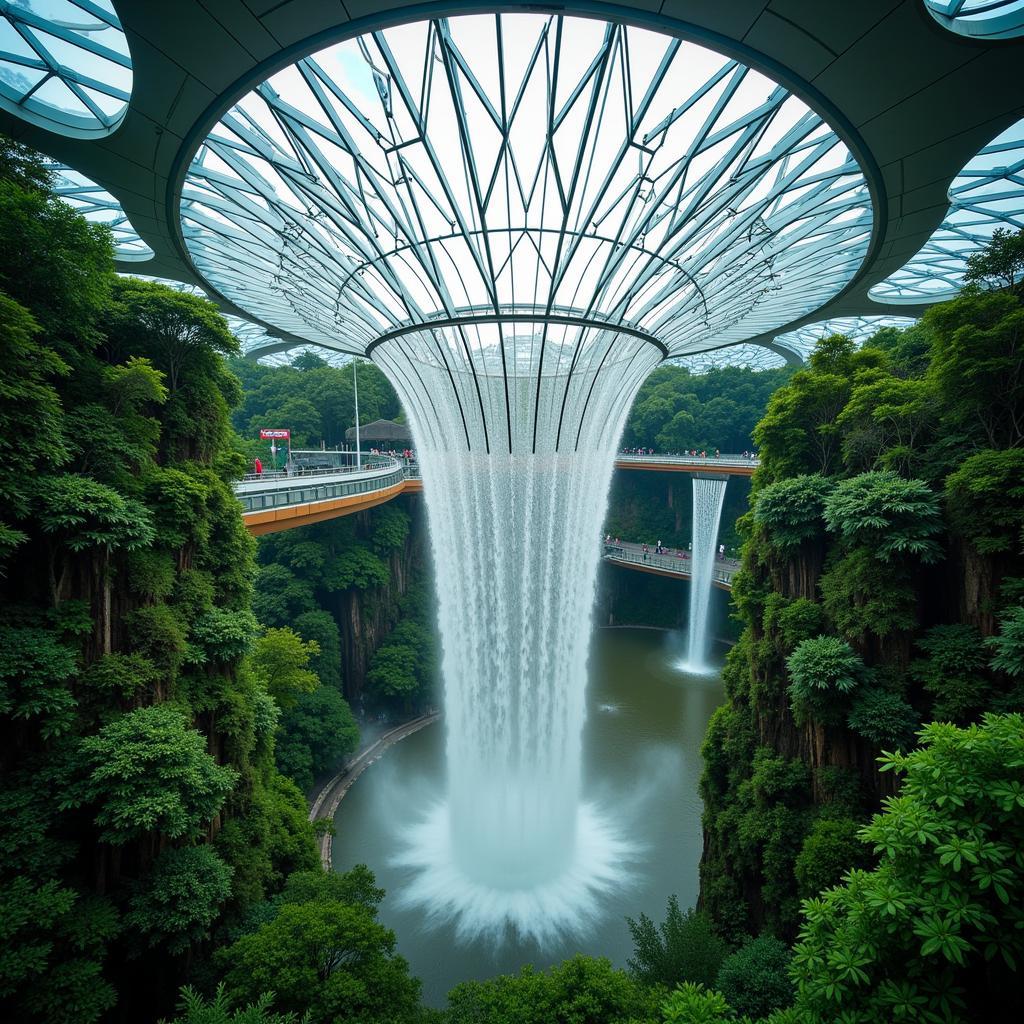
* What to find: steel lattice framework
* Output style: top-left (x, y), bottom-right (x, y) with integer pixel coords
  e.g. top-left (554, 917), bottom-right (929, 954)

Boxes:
top-left (120, 274), bottom-right (344, 365)
top-left (0, 0), bottom-right (131, 136)
top-left (180, 14), bottom-right (873, 364)
top-left (924, 0), bottom-right (1024, 38)
top-left (53, 163), bottom-right (151, 260)
top-left (773, 314), bottom-right (918, 361)
top-left (870, 115), bottom-right (1024, 304)
top-left (675, 344), bottom-right (788, 373)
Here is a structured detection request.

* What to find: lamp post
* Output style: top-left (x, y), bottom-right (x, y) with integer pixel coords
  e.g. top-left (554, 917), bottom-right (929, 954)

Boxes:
top-left (353, 358), bottom-right (361, 470)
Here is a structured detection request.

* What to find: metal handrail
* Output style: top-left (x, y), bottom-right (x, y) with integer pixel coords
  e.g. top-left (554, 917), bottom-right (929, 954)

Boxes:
top-left (238, 456), bottom-right (397, 484)
top-left (236, 462), bottom-right (406, 513)
top-left (615, 453), bottom-right (759, 468)
top-left (603, 545), bottom-right (738, 585)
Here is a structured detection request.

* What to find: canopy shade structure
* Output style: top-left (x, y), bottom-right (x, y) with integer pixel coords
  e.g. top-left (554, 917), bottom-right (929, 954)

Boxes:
top-left (924, 0), bottom-right (1024, 39)
top-left (674, 344), bottom-right (790, 373)
top-left (345, 419), bottom-right (412, 443)
top-left (0, 0), bottom-right (132, 137)
top-left (53, 163), bottom-right (152, 261)
top-left (2, 1), bottom-right (1023, 364)
top-left (869, 114), bottom-right (1024, 304)
top-left (180, 15), bottom-right (872, 365)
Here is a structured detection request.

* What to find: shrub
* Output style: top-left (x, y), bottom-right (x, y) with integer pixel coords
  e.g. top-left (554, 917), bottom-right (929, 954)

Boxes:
top-left (789, 714), bottom-right (1024, 1021)
top-left (988, 605), bottom-right (1024, 678)
top-left (125, 846), bottom-right (232, 955)
top-left (714, 935), bottom-right (794, 1018)
top-left (846, 686), bottom-right (919, 748)
top-left (786, 636), bottom-right (866, 727)
top-left (911, 624), bottom-right (990, 722)
top-left (794, 817), bottom-right (869, 900)
top-left (822, 470), bottom-right (943, 563)
top-left (627, 896), bottom-right (728, 989)
top-left (776, 598), bottom-right (827, 651)
top-left (660, 982), bottom-right (731, 1024)
top-left (752, 474), bottom-right (833, 551)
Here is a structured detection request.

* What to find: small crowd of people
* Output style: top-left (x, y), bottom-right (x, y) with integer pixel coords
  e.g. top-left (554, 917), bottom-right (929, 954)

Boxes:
top-left (619, 446), bottom-right (759, 460)
top-left (368, 447), bottom-right (416, 462)
top-left (604, 535), bottom-right (734, 564)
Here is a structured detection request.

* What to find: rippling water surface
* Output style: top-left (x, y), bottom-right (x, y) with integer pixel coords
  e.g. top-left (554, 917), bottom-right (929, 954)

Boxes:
top-left (331, 627), bottom-right (725, 1005)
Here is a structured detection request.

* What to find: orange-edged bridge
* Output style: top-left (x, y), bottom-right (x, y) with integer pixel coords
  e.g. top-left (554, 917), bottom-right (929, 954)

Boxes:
top-left (236, 454), bottom-right (757, 536)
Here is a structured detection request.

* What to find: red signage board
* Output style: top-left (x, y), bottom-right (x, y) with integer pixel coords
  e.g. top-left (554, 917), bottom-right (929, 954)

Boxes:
top-left (259, 429), bottom-right (291, 439)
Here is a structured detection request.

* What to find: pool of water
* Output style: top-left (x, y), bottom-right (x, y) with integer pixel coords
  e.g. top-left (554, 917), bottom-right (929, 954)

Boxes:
top-left (331, 627), bottom-right (725, 1005)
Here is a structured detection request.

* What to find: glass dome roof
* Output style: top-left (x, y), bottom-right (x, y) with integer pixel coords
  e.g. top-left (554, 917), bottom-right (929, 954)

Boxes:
top-left (870, 116), bottom-right (1024, 304)
top-left (52, 163), bottom-right (151, 260)
top-left (180, 13), bottom-right (872, 361)
top-left (923, 1), bottom-right (1024, 39)
top-left (0, 0), bottom-right (131, 136)
top-left (774, 315), bottom-right (917, 361)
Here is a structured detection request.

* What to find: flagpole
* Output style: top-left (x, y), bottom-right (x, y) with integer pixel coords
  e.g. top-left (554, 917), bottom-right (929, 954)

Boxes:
top-left (353, 359), bottom-right (362, 470)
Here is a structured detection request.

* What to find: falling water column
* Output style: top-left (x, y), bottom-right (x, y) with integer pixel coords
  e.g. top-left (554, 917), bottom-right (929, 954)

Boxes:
top-left (373, 324), bottom-right (660, 941)
top-left (685, 474), bottom-right (729, 671)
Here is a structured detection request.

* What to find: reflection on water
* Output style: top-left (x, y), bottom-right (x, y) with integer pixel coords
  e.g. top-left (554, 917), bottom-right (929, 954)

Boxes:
top-left (331, 627), bottom-right (725, 1006)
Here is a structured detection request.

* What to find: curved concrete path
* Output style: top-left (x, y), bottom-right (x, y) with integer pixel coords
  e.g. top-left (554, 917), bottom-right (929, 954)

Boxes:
top-left (308, 712), bottom-right (440, 869)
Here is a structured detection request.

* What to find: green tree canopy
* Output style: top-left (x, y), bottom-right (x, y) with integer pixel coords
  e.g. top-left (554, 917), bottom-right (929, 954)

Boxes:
top-left (125, 846), bottom-right (233, 955)
top-left (822, 470), bottom-right (943, 563)
top-left (752, 474), bottom-right (833, 551)
top-left (445, 954), bottom-right (658, 1024)
top-left (626, 895), bottom-right (728, 990)
top-left (216, 879), bottom-right (420, 1024)
top-left (786, 636), bottom-right (868, 727)
top-left (248, 628), bottom-right (320, 710)
top-left (65, 705), bottom-right (238, 844)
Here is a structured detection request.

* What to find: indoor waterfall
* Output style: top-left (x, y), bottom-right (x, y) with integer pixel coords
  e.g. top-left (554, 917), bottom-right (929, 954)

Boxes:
top-left (685, 475), bottom-right (729, 673)
top-left (373, 325), bottom-right (659, 942)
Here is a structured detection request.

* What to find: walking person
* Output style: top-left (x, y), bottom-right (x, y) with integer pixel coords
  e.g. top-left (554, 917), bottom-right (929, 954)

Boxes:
top-left (254, 456), bottom-right (263, 477)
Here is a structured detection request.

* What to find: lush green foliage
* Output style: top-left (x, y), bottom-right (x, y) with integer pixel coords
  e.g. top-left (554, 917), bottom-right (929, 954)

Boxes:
top-left (794, 817), bottom-right (871, 901)
top-left (786, 637), bottom-right (866, 727)
top-left (167, 985), bottom-right (310, 1024)
top-left (230, 355), bottom-right (399, 453)
top-left (700, 247), bottom-right (1024, 977)
top-left (215, 868), bottom-right (420, 1024)
top-left (275, 686), bottom-right (359, 793)
top-left (0, 138), bottom-right (319, 1022)
top-left (627, 896), bottom-right (729, 990)
top-left (752, 476), bottom-right (833, 552)
top-left (65, 704), bottom-right (238, 843)
top-left (622, 364), bottom-right (793, 454)
top-left (659, 982), bottom-right (731, 1024)
top-left (790, 715), bottom-right (1024, 1022)
top-left (445, 954), bottom-right (658, 1024)
top-left (125, 846), bottom-right (233, 955)
top-left (714, 935), bottom-right (793, 1019)
top-left (822, 471), bottom-right (943, 563)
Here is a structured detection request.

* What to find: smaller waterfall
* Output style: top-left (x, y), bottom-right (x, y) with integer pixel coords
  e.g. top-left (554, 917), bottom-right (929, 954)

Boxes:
top-left (685, 475), bottom-right (728, 672)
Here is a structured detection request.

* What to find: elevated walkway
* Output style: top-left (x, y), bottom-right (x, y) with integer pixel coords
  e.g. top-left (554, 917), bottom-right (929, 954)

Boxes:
top-left (238, 459), bottom-right (416, 535)
top-left (614, 454), bottom-right (758, 476)
top-left (235, 454), bottom-right (753, 534)
top-left (602, 542), bottom-right (738, 590)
